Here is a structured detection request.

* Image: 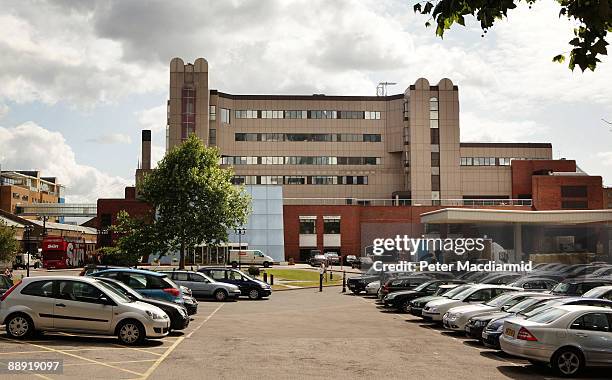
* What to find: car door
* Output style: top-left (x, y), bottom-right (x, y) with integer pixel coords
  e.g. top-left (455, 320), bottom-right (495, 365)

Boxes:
top-left (53, 280), bottom-right (113, 333)
top-left (189, 272), bottom-right (213, 296)
top-left (569, 312), bottom-right (612, 364)
top-left (18, 279), bottom-right (55, 329)
top-left (173, 271), bottom-right (201, 296)
top-left (226, 270), bottom-right (248, 293)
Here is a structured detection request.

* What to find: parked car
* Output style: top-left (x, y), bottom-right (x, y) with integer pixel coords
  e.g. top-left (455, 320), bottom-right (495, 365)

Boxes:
top-left (12, 253), bottom-right (41, 269)
top-left (582, 285), bottom-right (612, 300)
top-left (551, 278), bottom-right (612, 296)
top-left (508, 277), bottom-right (559, 291)
top-left (382, 280), bottom-right (465, 312)
top-left (345, 255), bottom-right (357, 265)
top-left (365, 280), bottom-right (381, 296)
top-left (160, 270), bottom-right (241, 301)
top-left (90, 268), bottom-right (198, 315)
top-left (324, 252), bottom-right (340, 264)
top-left (564, 264), bottom-right (611, 279)
top-left (589, 266), bottom-right (612, 278)
top-left (347, 265), bottom-right (386, 294)
top-left (409, 284), bottom-right (471, 316)
top-left (228, 249), bottom-right (274, 268)
top-left (96, 277), bottom-right (190, 332)
top-left (198, 267), bottom-right (271, 299)
top-left (378, 275), bottom-right (435, 299)
top-left (466, 294), bottom-right (559, 342)
top-left (422, 285), bottom-right (521, 322)
top-left (0, 276), bottom-right (170, 345)
top-left (443, 292), bottom-right (543, 331)
top-left (309, 255), bottom-right (328, 267)
top-left (500, 305), bottom-right (612, 377)
top-left (479, 273), bottom-right (523, 285)
top-left (482, 297), bottom-right (612, 349)
top-left (79, 264), bottom-right (124, 276)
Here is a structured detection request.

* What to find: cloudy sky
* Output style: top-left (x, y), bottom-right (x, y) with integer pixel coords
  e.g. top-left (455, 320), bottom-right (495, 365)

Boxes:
top-left (0, 0), bottom-right (610, 202)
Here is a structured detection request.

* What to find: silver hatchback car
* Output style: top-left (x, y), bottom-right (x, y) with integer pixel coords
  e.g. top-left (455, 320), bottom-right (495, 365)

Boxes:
top-left (0, 276), bottom-right (170, 345)
top-left (161, 270), bottom-right (241, 301)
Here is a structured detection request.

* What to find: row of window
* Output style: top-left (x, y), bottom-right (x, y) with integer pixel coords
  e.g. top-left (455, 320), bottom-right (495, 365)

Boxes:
top-left (231, 109), bottom-right (381, 120)
top-left (299, 218), bottom-right (341, 234)
top-left (460, 157), bottom-right (548, 166)
top-left (231, 175), bottom-right (368, 185)
top-left (221, 156), bottom-right (381, 166)
top-left (235, 133), bottom-right (382, 143)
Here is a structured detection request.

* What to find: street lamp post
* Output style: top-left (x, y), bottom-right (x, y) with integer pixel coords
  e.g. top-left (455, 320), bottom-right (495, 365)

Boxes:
top-left (234, 228), bottom-right (246, 269)
top-left (24, 225), bottom-right (34, 277)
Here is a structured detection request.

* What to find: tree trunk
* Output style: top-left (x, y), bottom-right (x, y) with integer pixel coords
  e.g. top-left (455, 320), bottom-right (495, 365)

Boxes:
top-left (179, 241), bottom-right (185, 269)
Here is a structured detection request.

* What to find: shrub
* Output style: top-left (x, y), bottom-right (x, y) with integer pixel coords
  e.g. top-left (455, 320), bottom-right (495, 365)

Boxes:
top-left (248, 266), bottom-right (260, 276)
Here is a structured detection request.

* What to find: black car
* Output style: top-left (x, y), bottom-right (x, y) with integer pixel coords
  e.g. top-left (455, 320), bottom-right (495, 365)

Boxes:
top-left (464, 295), bottom-right (559, 341)
top-left (550, 278), bottom-right (612, 296)
top-left (97, 277), bottom-right (190, 331)
top-left (383, 280), bottom-right (465, 312)
top-left (508, 277), bottom-right (559, 291)
top-left (481, 297), bottom-right (612, 349)
top-left (378, 275), bottom-right (436, 299)
top-left (409, 284), bottom-right (472, 316)
top-left (198, 267), bottom-right (272, 299)
top-left (479, 272), bottom-right (522, 285)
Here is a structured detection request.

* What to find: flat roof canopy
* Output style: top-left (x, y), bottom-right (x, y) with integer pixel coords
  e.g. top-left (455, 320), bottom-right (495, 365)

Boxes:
top-left (420, 208), bottom-right (612, 225)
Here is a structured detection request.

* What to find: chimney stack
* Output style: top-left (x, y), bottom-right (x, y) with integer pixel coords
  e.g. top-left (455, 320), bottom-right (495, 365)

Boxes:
top-left (141, 130), bottom-right (151, 170)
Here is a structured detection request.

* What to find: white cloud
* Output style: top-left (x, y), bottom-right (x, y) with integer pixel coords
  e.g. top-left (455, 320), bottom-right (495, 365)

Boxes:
top-left (151, 144), bottom-right (165, 168)
top-left (460, 112), bottom-right (549, 142)
top-left (597, 152), bottom-right (612, 166)
top-left (0, 103), bottom-right (8, 119)
top-left (86, 133), bottom-right (132, 144)
top-left (0, 122), bottom-right (130, 202)
top-left (136, 105), bottom-right (166, 133)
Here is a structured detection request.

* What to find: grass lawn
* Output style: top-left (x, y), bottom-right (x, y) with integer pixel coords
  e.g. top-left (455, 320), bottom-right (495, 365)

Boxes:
top-left (260, 268), bottom-right (343, 289)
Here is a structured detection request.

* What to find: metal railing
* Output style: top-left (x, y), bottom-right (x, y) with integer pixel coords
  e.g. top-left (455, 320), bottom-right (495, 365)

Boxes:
top-left (283, 198), bottom-right (532, 207)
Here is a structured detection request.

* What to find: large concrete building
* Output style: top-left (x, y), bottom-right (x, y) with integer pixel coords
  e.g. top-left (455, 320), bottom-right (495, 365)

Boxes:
top-left (97, 57), bottom-right (612, 265)
top-left (167, 58), bottom-right (555, 203)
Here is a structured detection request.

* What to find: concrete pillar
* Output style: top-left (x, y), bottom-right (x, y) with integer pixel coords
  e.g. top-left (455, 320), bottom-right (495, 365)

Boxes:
top-left (514, 223), bottom-right (523, 260)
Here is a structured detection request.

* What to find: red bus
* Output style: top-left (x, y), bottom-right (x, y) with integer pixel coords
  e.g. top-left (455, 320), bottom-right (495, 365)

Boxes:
top-left (42, 236), bottom-right (86, 269)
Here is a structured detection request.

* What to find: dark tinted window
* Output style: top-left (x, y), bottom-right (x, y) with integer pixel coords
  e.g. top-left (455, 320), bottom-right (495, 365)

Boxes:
top-left (467, 289), bottom-right (493, 301)
top-left (21, 280), bottom-right (54, 298)
top-left (147, 275), bottom-right (168, 289)
top-left (57, 281), bottom-right (103, 303)
top-left (571, 313), bottom-right (611, 332)
top-left (577, 283), bottom-right (607, 295)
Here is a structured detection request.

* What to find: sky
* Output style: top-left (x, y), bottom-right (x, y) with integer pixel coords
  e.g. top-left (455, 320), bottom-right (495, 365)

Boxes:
top-left (0, 0), bottom-right (610, 203)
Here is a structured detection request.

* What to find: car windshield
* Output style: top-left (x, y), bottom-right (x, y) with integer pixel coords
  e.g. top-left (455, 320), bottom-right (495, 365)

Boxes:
top-left (96, 281), bottom-right (132, 303)
top-left (235, 270), bottom-right (253, 281)
top-left (100, 280), bottom-right (143, 300)
top-left (551, 282), bottom-right (570, 294)
top-left (443, 285), bottom-right (469, 298)
top-left (451, 287), bottom-right (475, 300)
top-left (507, 298), bottom-right (548, 313)
top-left (519, 299), bottom-right (563, 317)
top-left (414, 281), bottom-right (435, 292)
top-left (526, 307), bottom-right (567, 324)
top-left (485, 293), bottom-right (517, 307)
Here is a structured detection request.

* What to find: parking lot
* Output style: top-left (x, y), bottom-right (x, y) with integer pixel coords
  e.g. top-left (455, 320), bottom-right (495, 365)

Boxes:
top-left (1, 281), bottom-right (610, 379)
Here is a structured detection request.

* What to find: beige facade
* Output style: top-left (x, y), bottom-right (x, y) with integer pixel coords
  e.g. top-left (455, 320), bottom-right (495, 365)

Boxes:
top-left (167, 58), bottom-right (552, 204)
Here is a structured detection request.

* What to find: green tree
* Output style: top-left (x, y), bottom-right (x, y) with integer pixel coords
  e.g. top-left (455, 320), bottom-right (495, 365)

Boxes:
top-left (105, 210), bottom-right (162, 266)
top-left (414, 0), bottom-right (611, 71)
top-left (0, 221), bottom-right (19, 263)
top-left (139, 135), bottom-right (251, 269)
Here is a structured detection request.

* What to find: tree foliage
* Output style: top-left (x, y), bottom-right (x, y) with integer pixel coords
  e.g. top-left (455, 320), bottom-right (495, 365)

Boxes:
top-left (414, 0), bottom-right (611, 71)
top-left (0, 221), bottom-right (19, 263)
top-left (105, 210), bottom-right (162, 266)
top-left (139, 135), bottom-right (251, 269)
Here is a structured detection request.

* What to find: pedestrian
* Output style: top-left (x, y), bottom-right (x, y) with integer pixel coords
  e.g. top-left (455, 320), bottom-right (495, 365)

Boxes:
top-left (7, 268), bottom-right (14, 281)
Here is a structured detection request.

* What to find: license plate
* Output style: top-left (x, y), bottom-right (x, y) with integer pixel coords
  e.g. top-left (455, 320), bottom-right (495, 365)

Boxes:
top-left (504, 328), bottom-right (515, 338)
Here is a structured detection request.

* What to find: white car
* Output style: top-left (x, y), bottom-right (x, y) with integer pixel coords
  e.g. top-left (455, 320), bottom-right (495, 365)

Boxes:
top-left (422, 285), bottom-right (521, 322)
top-left (365, 281), bottom-right (381, 296)
top-left (500, 305), bottom-right (612, 377)
top-left (442, 291), bottom-right (542, 331)
top-left (0, 276), bottom-right (170, 345)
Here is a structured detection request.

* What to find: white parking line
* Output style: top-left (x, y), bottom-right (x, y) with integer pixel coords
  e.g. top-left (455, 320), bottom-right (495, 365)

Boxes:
top-left (138, 304), bottom-right (224, 380)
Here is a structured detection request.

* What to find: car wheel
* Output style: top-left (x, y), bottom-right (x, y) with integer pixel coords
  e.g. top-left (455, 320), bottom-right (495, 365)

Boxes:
top-left (248, 289), bottom-right (260, 300)
top-left (551, 347), bottom-right (584, 377)
top-left (214, 289), bottom-right (228, 302)
top-left (263, 261), bottom-right (270, 268)
top-left (351, 289), bottom-right (360, 295)
top-left (6, 313), bottom-right (34, 339)
top-left (117, 320), bottom-right (145, 346)
top-left (401, 300), bottom-right (411, 313)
